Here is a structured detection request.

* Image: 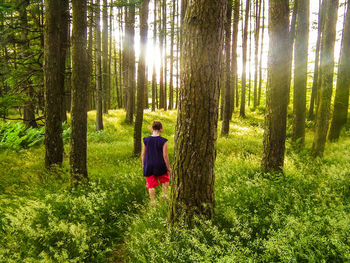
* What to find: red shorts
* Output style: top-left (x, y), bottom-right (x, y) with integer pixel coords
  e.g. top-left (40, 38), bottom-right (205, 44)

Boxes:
top-left (146, 172), bottom-right (170, 189)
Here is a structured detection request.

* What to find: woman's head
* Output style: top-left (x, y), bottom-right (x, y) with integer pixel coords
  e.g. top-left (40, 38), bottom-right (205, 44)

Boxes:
top-left (151, 121), bottom-right (163, 132)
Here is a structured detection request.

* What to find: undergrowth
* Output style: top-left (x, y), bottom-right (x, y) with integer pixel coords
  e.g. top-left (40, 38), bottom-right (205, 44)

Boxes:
top-left (1, 109), bottom-right (349, 262)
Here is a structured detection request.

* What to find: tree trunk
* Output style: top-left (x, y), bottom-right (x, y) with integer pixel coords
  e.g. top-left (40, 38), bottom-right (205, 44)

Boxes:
top-left (163, 0), bottom-right (167, 111)
top-left (292, 0), bottom-right (309, 145)
top-left (169, 0), bottom-right (176, 110)
top-left (60, 0), bottom-right (69, 123)
top-left (126, 3), bottom-right (135, 123)
top-left (253, 0), bottom-right (261, 108)
top-left (102, 0), bottom-right (109, 113)
top-left (70, 0), bottom-right (89, 184)
top-left (87, 1), bottom-right (94, 111)
top-left (258, 0), bottom-right (265, 106)
top-left (152, 0), bottom-right (157, 111)
top-left (95, 0), bottom-right (103, 130)
top-left (231, 0), bottom-right (240, 115)
top-left (44, 0), bottom-right (68, 167)
top-left (240, 0), bottom-right (250, 118)
top-left (312, 0), bottom-right (339, 156)
top-left (159, 2), bottom-right (164, 109)
top-left (19, 0), bottom-right (37, 128)
top-left (221, 0), bottom-right (233, 136)
top-left (261, 0), bottom-right (290, 172)
top-left (308, 0), bottom-right (324, 120)
top-left (328, 2), bottom-right (350, 141)
top-left (134, 0), bottom-right (149, 155)
top-left (169, 0), bottom-right (226, 224)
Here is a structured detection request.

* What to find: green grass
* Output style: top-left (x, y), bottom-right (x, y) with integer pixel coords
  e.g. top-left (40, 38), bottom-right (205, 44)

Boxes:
top-left (1, 109), bottom-right (350, 262)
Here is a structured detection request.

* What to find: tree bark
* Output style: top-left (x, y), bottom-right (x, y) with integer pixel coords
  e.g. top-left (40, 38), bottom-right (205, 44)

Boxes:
top-left (152, 0), bottom-right (157, 111)
top-left (70, 0), bottom-right (89, 183)
top-left (240, 0), bottom-right (250, 118)
top-left (253, 0), bottom-right (261, 108)
top-left (134, 0), bottom-right (149, 155)
top-left (258, 0), bottom-right (265, 106)
top-left (125, 3), bottom-right (135, 123)
top-left (231, 0), bottom-right (240, 115)
top-left (308, 0), bottom-right (324, 120)
top-left (312, 0), bottom-right (339, 156)
top-left (261, 0), bottom-right (290, 172)
top-left (102, 0), bottom-right (109, 113)
top-left (221, 0), bottom-right (233, 136)
top-left (292, 0), bottom-right (309, 145)
top-left (169, 0), bottom-right (176, 110)
top-left (169, 0), bottom-right (226, 223)
top-left (95, 0), bottom-right (103, 130)
top-left (44, 0), bottom-right (68, 167)
top-left (328, 1), bottom-right (350, 141)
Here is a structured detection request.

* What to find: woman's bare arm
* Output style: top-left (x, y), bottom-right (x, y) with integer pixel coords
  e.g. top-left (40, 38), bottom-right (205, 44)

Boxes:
top-left (142, 143), bottom-right (146, 169)
top-left (163, 142), bottom-right (171, 173)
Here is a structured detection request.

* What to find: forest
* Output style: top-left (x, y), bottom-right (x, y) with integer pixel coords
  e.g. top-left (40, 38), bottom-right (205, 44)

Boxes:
top-left (0, 0), bottom-right (350, 262)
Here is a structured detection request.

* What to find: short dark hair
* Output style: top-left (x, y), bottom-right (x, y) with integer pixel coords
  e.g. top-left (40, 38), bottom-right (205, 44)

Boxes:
top-left (152, 121), bottom-right (163, 131)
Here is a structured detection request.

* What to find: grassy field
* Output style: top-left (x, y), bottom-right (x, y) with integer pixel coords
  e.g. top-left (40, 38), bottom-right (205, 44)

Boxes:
top-left (1, 109), bottom-right (350, 262)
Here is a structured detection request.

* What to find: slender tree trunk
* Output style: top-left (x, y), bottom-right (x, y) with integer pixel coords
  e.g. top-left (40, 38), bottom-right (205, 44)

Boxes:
top-left (328, 2), bottom-right (350, 141)
top-left (254, 0), bottom-right (261, 108)
top-left (87, 1), bottom-right (94, 111)
top-left (261, 0), bottom-right (290, 172)
top-left (169, 0), bottom-right (176, 110)
top-left (248, 3), bottom-right (252, 107)
top-left (44, 0), bottom-right (68, 167)
top-left (292, 0), bottom-right (309, 145)
top-left (169, 0), bottom-right (226, 224)
top-left (126, 3), bottom-right (135, 123)
top-left (70, 0), bottom-right (89, 183)
top-left (231, 0), bottom-right (240, 115)
top-left (102, 0), bottom-right (109, 113)
top-left (258, 0), bottom-right (265, 106)
top-left (118, 7), bottom-right (123, 108)
top-left (95, 0), bottom-right (103, 130)
top-left (152, 0), bottom-right (157, 111)
top-left (134, 0), bottom-right (149, 155)
top-left (308, 0), bottom-right (324, 120)
top-left (163, 0), bottom-right (167, 111)
top-left (221, 0), bottom-right (233, 136)
top-left (312, 0), bottom-right (339, 157)
top-left (60, 0), bottom-right (69, 123)
top-left (19, 0), bottom-right (37, 128)
top-left (159, 1), bottom-right (164, 109)
top-left (240, 0), bottom-right (250, 118)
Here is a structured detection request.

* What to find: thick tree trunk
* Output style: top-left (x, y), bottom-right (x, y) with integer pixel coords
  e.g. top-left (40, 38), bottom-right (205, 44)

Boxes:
top-left (95, 0), bottom-right (103, 130)
top-left (221, 0), bottom-right (233, 136)
top-left (240, 0), bottom-right (250, 118)
top-left (261, 0), bottom-right (290, 172)
top-left (328, 1), bottom-right (350, 141)
top-left (44, 0), bottom-right (68, 167)
top-left (312, 0), bottom-right (339, 156)
top-left (70, 0), bottom-right (89, 183)
top-left (134, 0), bottom-right (149, 155)
top-left (292, 0), bottom-right (309, 145)
top-left (169, 0), bottom-right (226, 223)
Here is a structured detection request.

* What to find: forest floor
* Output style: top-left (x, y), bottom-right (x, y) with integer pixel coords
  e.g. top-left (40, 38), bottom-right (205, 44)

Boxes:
top-left (1, 109), bottom-right (350, 262)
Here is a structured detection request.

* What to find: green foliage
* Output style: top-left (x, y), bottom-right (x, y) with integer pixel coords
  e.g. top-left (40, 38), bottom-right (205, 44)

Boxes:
top-left (0, 121), bottom-right (44, 150)
top-left (1, 110), bottom-right (350, 262)
top-left (0, 94), bottom-right (26, 116)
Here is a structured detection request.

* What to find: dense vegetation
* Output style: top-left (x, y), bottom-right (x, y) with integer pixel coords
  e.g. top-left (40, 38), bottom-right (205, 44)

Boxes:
top-left (1, 110), bottom-right (349, 262)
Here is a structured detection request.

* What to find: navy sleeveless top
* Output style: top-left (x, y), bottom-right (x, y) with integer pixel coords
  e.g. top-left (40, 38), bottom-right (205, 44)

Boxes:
top-left (143, 136), bottom-right (168, 177)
